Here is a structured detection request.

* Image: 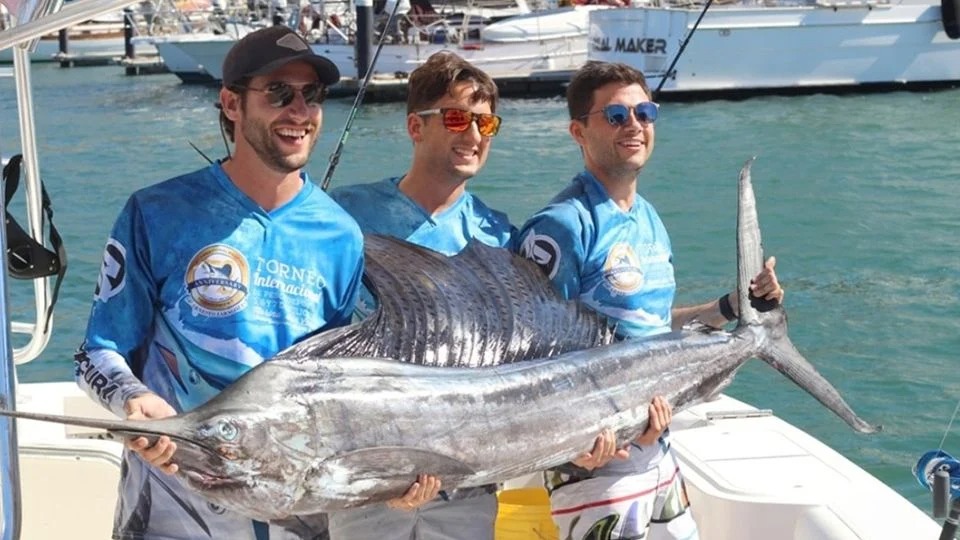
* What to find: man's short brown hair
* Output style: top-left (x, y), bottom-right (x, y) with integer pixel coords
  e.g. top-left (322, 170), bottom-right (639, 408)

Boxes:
top-left (566, 61), bottom-right (650, 121)
top-left (406, 52), bottom-right (499, 114)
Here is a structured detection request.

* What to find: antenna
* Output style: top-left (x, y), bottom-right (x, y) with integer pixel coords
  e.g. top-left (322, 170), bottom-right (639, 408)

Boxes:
top-left (653, 0), bottom-right (715, 101)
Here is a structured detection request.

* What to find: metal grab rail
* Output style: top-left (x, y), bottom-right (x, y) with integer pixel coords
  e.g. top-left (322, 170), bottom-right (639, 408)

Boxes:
top-left (8, 41), bottom-right (53, 365)
top-left (0, 44), bottom-right (25, 540)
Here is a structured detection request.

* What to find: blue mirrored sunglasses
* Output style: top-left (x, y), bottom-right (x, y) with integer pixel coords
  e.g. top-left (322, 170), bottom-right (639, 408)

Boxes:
top-left (581, 102), bottom-right (660, 126)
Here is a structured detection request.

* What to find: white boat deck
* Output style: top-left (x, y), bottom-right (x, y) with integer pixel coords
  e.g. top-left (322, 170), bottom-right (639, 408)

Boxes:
top-left (671, 394), bottom-right (940, 539)
top-left (10, 382), bottom-right (122, 540)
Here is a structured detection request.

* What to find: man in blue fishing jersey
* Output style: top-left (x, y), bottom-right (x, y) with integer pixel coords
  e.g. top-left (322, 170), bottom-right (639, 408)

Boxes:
top-left (327, 51), bottom-right (515, 539)
top-left (518, 61), bottom-right (785, 540)
top-left (74, 26), bottom-right (363, 540)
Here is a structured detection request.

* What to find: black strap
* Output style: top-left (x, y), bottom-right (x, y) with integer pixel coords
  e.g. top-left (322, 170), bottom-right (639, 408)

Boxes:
top-left (2, 154), bottom-right (67, 333)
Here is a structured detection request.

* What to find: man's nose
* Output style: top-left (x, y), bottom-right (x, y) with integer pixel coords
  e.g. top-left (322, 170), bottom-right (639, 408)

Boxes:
top-left (463, 119), bottom-right (484, 141)
top-left (286, 90), bottom-right (312, 115)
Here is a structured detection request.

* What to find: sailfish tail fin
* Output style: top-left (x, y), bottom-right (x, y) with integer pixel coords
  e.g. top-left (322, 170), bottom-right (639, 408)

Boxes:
top-left (733, 157), bottom-right (880, 433)
top-left (735, 156), bottom-right (765, 328)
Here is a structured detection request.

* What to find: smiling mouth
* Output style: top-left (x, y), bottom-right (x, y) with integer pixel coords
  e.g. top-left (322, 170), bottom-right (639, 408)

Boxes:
top-left (276, 128), bottom-right (310, 143)
top-left (453, 146), bottom-right (478, 160)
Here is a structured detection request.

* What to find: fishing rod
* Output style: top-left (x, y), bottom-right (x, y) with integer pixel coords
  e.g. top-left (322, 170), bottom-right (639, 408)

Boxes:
top-left (653, 0), bottom-right (715, 101)
top-left (320, 0), bottom-right (403, 192)
top-left (189, 140), bottom-right (214, 165)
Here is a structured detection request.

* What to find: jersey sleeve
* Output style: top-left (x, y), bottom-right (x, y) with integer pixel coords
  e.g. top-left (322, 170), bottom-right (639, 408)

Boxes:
top-left (83, 196), bottom-right (160, 361)
top-left (517, 205), bottom-right (587, 300)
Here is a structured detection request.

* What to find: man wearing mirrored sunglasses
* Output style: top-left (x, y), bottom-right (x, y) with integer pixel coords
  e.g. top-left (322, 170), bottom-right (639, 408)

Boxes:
top-left (517, 61), bottom-right (784, 540)
top-left (328, 51), bottom-right (515, 540)
top-left (76, 25), bottom-right (362, 540)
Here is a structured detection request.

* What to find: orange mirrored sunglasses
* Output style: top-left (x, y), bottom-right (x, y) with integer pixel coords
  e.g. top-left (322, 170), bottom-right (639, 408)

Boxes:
top-left (416, 108), bottom-right (502, 137)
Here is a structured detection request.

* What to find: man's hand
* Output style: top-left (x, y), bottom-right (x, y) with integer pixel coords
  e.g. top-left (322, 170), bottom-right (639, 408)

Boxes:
top-left (386, 474), bottom-right (442, 511)
top-left (750, 256), bottom-right (785, 307)
top-left (634, 396), bottom-right (672, 447)
top-left (124, 393), bottom-right (178, 475)
top-left (573, 428), bottom-right (630, 471)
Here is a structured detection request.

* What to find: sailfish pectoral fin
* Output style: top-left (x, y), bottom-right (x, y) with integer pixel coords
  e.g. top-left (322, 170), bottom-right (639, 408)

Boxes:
top-left (317, 447), bottom-right (476, 506)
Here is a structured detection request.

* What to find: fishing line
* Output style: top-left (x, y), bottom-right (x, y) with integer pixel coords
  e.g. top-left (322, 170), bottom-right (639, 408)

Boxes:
top-left (320, 0), bottom-right (403, 191)
top-left (652, 0), bottom-right (715, 101)
top-left (937, 397), bottom-right (960, 452)
top-left (189, 140), bottom-right (214, 164)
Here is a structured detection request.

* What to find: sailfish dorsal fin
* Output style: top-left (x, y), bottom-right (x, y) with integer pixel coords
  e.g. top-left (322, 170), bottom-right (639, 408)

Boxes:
top-left (295, 234), bottom-right (613, 367)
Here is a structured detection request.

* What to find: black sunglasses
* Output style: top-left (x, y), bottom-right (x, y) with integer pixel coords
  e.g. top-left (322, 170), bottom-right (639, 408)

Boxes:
top-left (237, 81), bottom-right (327, 108)
top-left (580, 102), bottom-right (660, 126)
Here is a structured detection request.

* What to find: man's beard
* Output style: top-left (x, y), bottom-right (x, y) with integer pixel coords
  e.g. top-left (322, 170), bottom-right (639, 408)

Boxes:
top-left (241, 116), bottom-right (318, 173)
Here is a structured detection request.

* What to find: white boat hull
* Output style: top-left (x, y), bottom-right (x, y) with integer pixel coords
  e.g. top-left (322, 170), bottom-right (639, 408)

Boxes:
top-left (160, 36), bottom-right (588, 84)
top-left (589, 1), bottom-right (960, 95)
top-left (0, 35), bottom-right (150, 63)
top-left (152, 8), bottom-right (598, 84)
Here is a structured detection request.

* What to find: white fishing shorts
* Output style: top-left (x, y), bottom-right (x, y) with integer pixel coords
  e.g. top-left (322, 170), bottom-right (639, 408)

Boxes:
top-left (549, 450), bottom-right (699, 540)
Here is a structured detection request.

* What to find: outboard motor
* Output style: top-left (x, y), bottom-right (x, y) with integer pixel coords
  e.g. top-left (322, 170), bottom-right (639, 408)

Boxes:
top-left (915, 450), bottom-right (960, 539)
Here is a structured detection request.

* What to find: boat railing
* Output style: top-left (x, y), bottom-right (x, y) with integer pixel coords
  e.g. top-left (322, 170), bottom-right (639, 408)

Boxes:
top-left (813, 0), bottom-right (890, 9)
top-left (4, 51), bottom-right (57, 367)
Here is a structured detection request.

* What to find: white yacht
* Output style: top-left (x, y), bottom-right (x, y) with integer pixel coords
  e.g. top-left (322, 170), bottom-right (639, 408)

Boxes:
top-left (589, 0), bottom-right (960, 97)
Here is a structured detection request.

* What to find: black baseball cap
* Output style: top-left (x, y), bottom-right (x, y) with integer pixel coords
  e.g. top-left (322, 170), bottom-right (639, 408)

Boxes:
top-left (221, 26), bottom-right (340, 88)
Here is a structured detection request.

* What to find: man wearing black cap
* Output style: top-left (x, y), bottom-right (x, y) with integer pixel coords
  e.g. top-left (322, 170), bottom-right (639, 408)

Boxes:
top-left (75, 25), bottom-right (362, 539)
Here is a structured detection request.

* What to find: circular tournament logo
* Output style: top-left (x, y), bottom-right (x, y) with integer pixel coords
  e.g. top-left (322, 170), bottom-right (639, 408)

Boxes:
top-left (184, 244), bottom-right (250, 317)
top-left (603, 243), bottom-right (644, 294)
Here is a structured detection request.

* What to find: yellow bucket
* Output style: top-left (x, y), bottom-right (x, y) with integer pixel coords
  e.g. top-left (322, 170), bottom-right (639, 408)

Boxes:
top-left (495, 488), bottom-right (559, 540)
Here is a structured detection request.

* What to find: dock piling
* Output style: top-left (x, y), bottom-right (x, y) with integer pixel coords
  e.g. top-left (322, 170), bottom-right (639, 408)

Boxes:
top-left (355, 0), bottom-right (373, 80)
top-left (57, 29), bottom-right (68, 67)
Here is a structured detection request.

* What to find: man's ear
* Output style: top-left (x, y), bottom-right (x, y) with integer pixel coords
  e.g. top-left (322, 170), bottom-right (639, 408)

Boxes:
top-left (569, 119), bottom-right (586, 146)
top-left (408, 112), bottom-right (425, 143)
top-left (220, 87), bottom-right (241, 122)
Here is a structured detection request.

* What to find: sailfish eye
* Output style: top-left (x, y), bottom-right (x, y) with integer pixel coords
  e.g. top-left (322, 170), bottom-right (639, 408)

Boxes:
top-left (216, 420), bottom-right (239, 441)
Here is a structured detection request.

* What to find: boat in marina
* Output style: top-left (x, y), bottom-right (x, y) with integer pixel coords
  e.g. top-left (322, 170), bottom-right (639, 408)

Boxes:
top-left (131, 22), bottom-right (257, 83)
top-left (589, 0), bottom-right (960, 98)
top-left (0, 0), bottom-right (234, 66)
top-left (0, 15), bottom-right (140, 64)
top-left (150, 2), bottom-right (608, 84)
top-left (0, 2), bottom-right (951, 539)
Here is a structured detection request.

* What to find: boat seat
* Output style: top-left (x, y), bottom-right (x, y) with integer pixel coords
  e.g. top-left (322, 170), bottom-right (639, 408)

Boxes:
top-left (14, 382), bottom-right (123, 540)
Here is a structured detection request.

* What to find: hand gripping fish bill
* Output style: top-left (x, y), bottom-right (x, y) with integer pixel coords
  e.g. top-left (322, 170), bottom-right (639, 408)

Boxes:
top-left (0, 158), bottom-right (880, 522)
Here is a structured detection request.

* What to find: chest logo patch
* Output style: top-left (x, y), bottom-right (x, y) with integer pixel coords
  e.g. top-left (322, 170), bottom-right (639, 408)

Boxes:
top-left (184, 244), bottom-right (250, 317)
top-left (603, 243), bottom-right (644, 294)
